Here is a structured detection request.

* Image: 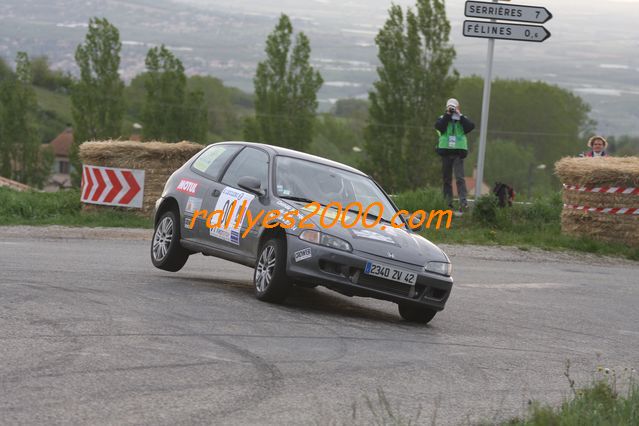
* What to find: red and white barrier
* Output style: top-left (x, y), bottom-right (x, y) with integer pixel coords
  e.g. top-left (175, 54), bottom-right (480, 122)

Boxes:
top-left (563, 184), bottom-right (639, 195)
top-left (563, 204), bottom-right (639, 216)
top-left (81, 165), bottom-right (145, 208)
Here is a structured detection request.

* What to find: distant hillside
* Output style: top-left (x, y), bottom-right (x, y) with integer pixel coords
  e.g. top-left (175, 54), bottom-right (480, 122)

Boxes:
top-left (34, 76), bottom-right (254, 143)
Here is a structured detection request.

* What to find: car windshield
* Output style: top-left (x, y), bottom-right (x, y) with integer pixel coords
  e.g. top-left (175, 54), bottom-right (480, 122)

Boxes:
top-left (275, 156), bottom-right (399, 223)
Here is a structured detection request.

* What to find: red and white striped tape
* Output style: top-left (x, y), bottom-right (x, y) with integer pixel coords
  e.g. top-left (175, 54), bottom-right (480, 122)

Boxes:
top-left (564, 204), bottom-right (639, 216)
top-left (563, 184), bottom-right (639, 195)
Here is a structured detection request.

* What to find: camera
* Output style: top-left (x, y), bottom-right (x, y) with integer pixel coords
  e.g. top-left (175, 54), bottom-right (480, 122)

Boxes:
top-left (448, 106), bottom-right (456, 114)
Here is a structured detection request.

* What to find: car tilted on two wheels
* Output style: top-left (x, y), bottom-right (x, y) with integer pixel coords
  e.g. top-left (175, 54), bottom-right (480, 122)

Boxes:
top-left (151, 142), bottom-right (453, 324)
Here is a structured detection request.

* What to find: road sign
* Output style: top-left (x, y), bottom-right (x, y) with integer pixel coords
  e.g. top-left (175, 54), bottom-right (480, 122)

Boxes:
top-left (463, 20), bottom-right (551, 43)
top-left (81, 165), bottom-right (145, 208)
top-left (465, 1), bottom-right (553, 24)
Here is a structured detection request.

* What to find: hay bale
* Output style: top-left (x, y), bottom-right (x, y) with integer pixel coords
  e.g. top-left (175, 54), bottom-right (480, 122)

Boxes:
top-left (563, 191), bottom-right (639, 209)
top-left (80, 140), bottom-right (203, 170)
top-left (555, 156), bottom-right (639, 247)
top-left (555, 156), bottom-right (639, 187)
top-left (561, 209), bottom-right (639, 246)
top-left (79, 140), bottom-right (205, 215)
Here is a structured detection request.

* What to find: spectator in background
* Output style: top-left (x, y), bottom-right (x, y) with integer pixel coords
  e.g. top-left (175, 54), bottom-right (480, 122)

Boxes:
top-left (583, 136), bottom-right (609, 157)
top-left (435, 98), bottom-right (475, 215)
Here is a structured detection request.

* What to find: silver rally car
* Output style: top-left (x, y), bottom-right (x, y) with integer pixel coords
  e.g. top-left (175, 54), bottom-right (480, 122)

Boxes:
top-left (151, 142), bottom-right (453, 323)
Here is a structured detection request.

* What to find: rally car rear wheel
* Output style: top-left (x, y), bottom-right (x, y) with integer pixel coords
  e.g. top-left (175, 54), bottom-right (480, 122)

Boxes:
top-left (254, 238), bottom-right (291, 302)
top-left (398, 303), bottom-right (437, 324)
top-left (151, 210), bottom-right (189, 272)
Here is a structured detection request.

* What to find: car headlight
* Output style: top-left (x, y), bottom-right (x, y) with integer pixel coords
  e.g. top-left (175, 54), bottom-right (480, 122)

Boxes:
top-left (425, 261), bottom-right (452, 277)
top-left (299, 230), bottom-right (352, 252)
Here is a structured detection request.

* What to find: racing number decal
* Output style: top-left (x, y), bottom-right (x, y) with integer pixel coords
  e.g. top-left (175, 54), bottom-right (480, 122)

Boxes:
top-left (209, 187), bottom-right (255, 245)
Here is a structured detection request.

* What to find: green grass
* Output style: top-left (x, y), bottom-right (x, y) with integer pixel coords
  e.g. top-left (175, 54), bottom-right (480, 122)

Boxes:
top-left (34, 86), bottom-right (73, 124)
top-left (496, 364), bottom-right (639, 426)
top-left (2, 187), bottom-right (638, 260)
top-left (0, 188), bottom-right (152, 228)
top-left (395, 190), bottom-right (639, 261)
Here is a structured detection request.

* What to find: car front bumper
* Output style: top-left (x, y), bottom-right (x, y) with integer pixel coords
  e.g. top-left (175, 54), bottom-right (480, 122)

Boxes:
top-left (285, 234), bottom-right (453, 311)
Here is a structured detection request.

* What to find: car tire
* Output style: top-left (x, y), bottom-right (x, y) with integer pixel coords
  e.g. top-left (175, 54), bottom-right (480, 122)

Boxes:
top-left (398, 303), bottom-right (437, 324)
top-left (254, 238), bottom-right (291, 302)
top-left (151, 210), bottom-right (189, 272)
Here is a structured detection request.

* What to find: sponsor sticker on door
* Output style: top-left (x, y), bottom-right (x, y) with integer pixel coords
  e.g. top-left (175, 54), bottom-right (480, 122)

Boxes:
top-left (209, 186), bottom-right (255, 245)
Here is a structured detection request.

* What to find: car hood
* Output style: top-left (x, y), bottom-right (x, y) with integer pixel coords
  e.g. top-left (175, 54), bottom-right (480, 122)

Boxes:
top-left (280, 200), bottom-right (449, 267)
top-left (331, 221), bottom-right (448, 267)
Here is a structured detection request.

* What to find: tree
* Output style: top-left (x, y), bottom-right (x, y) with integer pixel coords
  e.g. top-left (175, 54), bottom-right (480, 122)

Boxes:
top-left (456, 76), bottom-right (594, 193)
top-left (30, 56), bottom-right (73, 92)
top-left (70, 17), bottom-right (125, 183)
top-left (0, 52), bottom-right (53, 187)
top-left (142, 45), bottom-right (207, 143)
top-left (364, 0), bottom-right (458, 193)
top-left (246, 14), bottom-right (323, 151)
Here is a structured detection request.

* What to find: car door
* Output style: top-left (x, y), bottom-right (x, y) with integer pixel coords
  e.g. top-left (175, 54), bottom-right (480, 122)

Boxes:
top-left (184, 144), bottom-right (242, 246)
top-left (206, 146), bottom-right (270, 257)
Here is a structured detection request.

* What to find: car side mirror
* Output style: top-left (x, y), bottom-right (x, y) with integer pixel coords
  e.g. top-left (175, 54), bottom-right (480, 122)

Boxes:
top-left (402, 212), bottom-right (424, 232)
top-left (238, 176), bottom-right (265, 196)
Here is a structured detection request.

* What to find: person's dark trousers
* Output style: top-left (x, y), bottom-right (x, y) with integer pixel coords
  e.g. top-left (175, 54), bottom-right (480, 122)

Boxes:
top-left (441, 154), bottom-right (468, 208)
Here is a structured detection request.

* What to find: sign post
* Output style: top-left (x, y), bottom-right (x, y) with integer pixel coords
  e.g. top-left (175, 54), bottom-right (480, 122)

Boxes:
top-left (463, 0), bottom-right (552, 199)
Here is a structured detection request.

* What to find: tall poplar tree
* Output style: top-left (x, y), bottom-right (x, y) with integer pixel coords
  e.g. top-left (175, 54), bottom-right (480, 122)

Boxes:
top-left (142, 45), bottom-right (207, 142)
top-left (0, 52), bottom-right (52, 187)
top-left (70, 17), bottom-right (124, 183)
top-left (245, 14), bottom-right (323, 151)
top-left (365, 0), bottom-right (458, 192)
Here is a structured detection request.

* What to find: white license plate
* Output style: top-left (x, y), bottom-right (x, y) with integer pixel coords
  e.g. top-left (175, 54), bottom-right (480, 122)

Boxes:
top-left (364, 261), bottom-right (417, 285)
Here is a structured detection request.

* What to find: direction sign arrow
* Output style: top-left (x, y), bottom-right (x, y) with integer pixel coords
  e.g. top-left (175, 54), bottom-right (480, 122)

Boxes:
top-left (463, 20), bottom-right (551, 43)
top-left (81, 165), bottom-right (145, 208)
top-left (465, 1), bottom-right (552, 24)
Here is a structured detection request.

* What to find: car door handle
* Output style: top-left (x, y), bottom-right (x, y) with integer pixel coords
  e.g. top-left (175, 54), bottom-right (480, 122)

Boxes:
top-left (212, 189), bottom-right (220, 197)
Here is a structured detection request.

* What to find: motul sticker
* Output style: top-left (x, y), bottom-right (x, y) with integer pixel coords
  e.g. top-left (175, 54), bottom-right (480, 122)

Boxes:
top-left (177, 179), bottom-right (199, 195)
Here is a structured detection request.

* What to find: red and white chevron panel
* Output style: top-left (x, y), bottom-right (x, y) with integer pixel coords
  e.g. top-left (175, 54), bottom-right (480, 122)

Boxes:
top-left (563, 184), bottom-right (639, 195)
top-left (564, 204), bottom-right (639, 216)
top-left (81, 165), bottom-right (145, 208)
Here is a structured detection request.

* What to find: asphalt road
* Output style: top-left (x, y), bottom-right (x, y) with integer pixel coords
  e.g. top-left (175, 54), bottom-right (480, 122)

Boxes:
top-left (1, 232), bottom-right (638, 425)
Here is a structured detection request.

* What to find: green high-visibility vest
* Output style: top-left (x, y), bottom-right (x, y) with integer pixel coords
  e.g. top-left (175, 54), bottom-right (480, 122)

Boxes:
top-left (437, 120), bottom-right (468, 151)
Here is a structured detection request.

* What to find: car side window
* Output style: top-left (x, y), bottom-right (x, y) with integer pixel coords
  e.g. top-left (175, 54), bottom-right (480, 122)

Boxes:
top-left (221, 147), bottom-right (269, 190)
top-left (191, 145), bottom-right (241, 181)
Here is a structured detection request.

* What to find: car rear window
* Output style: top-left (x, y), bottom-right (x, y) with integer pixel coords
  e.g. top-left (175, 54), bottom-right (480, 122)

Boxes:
top-left (191, 145), bottom-right (241, 181)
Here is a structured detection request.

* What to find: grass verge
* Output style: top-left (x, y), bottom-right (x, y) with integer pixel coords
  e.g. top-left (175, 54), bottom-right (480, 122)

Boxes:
top-left (0, 188), bottom-right (152, 228)
top-left (495, 363), bottom-right (638, 426)
top-left (394, 188), bottom-right (639, 261)
top-left (2, 187), bottom-right (638, 260)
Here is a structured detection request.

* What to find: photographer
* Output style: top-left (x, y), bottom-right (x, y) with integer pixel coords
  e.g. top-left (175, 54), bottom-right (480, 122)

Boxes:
top-left (435, 98), bottom-right (475, 215)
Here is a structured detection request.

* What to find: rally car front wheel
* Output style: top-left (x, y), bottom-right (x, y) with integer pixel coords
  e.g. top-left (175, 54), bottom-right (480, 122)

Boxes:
top-left (398, 303), bottom-right (438, 324)
top-left (254, 238), bottom-right (291, 303)
top-left (151, 210), bottom-right (189, 272)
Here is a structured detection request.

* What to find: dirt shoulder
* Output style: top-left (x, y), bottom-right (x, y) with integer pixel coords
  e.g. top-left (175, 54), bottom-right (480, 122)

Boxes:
top-left (0, 225), bottom-right (152, 241)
